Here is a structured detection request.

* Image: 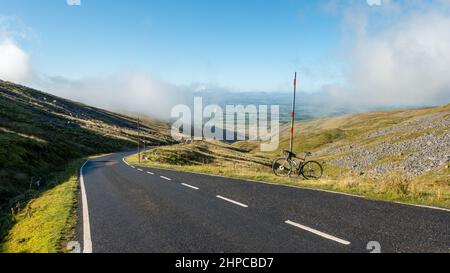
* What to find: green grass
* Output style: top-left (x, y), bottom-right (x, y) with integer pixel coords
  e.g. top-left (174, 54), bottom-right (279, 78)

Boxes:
top-left (0, 159), bottom-right (83, 253)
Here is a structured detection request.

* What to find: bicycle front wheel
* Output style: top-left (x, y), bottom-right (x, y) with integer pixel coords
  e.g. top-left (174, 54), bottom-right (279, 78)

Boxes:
top-left (301, 161), bottom-right (323, 180)
top-left (272, 158), bottom-right (293, 177)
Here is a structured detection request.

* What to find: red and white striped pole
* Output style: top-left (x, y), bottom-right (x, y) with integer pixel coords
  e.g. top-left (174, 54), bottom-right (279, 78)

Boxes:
top-left (289, 72), bottom-right (297, 153)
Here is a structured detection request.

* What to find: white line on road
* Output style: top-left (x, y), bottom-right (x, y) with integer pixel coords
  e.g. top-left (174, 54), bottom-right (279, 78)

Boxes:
top-left (285, 220), bottom-right (351, 245)
top-left (137, 168), bottom-right (143, 172)
top-left (181, 183), bottom-right (199, 190)
top-left (216, 195), bottom-right (248, 208)
top-left (137, 164), bottom-right (450, 213)
top-left (160, 176), bottom-right (172, 181)
top-left (80, 161), bottom-right (93, 253)
top-left (131, 166), bottom-right (136, 169)
top-left (393, 202), bottom-right (450, 213)
top-left (147, 171), bottom-right (154, 175)
top-left (121, 158), bottom-right (130, 166)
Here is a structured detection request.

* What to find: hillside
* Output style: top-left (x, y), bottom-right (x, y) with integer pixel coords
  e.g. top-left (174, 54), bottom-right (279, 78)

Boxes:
top-left (237, 103), bottom-right (450, 179)
top-left (0, 79), bottom-right (173, 206)
top-left (129, 104), bottom-right (450, 208)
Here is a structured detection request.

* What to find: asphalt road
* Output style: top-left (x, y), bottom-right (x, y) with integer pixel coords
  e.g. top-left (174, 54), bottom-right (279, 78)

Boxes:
top-left (78, 152), bottom-right (450, 253)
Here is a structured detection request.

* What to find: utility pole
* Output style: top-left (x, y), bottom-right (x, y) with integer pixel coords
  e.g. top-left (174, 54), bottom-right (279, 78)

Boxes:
top-left (289, 72), bottom-right (298, 153)
top-left (137, 116), bottom-right (141, 163)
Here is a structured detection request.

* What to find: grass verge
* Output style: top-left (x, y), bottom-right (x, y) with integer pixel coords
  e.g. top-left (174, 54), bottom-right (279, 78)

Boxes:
top-left (0, 159), bottom-right (83, 253)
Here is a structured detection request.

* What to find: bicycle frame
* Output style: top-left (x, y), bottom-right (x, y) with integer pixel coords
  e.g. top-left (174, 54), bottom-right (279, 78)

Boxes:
top-left (291, 157), bottom-right (306, 173)
top-left (285, 152), bottom-right (309, 173)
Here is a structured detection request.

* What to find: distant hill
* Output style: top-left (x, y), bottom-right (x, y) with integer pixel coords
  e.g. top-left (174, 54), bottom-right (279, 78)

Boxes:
top-left (235, 103), bottom-right (450, 179)
top-left (303, 105), bottom-right (450, 179)
top-left (196, 90), bottom-right (407, 123)
top-left (0, 80), bottom-right (173, 205)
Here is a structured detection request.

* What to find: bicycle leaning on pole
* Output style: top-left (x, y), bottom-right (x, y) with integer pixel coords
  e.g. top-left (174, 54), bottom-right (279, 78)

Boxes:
top-left (272, 150), bottom-right (323, 180)
top-left (273, 73), bottom-right (324, 179)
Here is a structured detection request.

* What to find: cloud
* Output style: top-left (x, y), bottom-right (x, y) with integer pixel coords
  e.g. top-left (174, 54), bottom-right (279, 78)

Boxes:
top-left (349, 11), bottom-right (450, 106)
top-left (366, 0), bottom-right (382, 7)
top-left (0, 16), bottom-right (33, 83)
top-left (67, 0), bottom-right (81, 6)
top-left (321, 0), bottom-right (450, 108)
top-left (0, 35), bottom-right (31, 83)
top-left (34, 73), bottom-right (192, 120)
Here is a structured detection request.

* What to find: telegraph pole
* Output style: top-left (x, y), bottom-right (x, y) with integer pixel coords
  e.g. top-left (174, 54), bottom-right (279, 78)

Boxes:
top-left (137, 116), bottom-right (141, 163)
top-left (289, 72), bottom-right (297, 153)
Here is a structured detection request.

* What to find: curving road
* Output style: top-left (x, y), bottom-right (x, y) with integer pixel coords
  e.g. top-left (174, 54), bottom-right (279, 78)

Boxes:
top-left (77, 152), bottom-right (450, 253)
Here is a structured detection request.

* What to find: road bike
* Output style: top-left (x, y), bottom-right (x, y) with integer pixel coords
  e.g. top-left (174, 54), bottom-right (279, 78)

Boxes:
top-left (272, 150), bottom-right (323, 180)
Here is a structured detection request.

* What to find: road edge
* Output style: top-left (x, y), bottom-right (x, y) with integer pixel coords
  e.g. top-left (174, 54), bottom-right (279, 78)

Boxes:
top-left (80, 160), bottom-right (93, 253)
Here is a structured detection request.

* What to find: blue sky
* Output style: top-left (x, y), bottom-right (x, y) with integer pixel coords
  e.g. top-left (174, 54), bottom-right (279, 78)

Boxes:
top-left (0, 0), bottom-right (344, 92)
top-left (1, 0), bottom-right (449, 117)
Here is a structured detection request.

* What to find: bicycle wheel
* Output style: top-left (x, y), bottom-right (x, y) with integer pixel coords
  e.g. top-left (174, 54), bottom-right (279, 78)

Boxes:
top-left (272, 158), bottom-right (293, 177)
top-left (301, 161), bottom-right (323, 180)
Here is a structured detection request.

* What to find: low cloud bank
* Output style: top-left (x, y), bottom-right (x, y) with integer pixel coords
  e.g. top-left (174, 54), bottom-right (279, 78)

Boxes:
top-left (323, 1), bottom-right (450, 108)
top-left (0, 39), bottom-right (30, 83)
top-left (33, 73), bottom-right (193, 120)
top-left (348, 12), bottom-right (450, 107)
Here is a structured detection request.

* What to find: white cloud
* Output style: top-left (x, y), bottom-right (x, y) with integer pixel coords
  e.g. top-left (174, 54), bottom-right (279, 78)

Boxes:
top-left (366, 0), bottom-right (382, 7)
top-left (34, 73), bottom-right (192, 120)
top-left (348, 11), bottom-right (450, 106)
top-left (67, 0), bottom-right (81, 6)
top-left (321, 0), bottom-right (450, 108)
top-left (0, 38), bottom-right (30, 83)
top-left (0, 16), bottom-right (33, 83)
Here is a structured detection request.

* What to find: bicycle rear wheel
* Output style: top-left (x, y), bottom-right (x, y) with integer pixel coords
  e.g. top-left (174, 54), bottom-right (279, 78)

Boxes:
top-left (301, 161), bottom-right (323, 180)
top-left (272, 158), bottom-right (293, 177)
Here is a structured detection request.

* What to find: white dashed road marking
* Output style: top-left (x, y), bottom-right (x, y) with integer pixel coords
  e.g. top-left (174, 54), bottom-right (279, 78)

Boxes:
top-left (137, 168), bottom-right (143, 172)
top-left (216, 195), bottom-right (248, 208)
top-left (181, 183), bottom-right (199, 190)
top-left (147, 171), bottom-right (154, 175)
top-left (285, 220), bottom-right (351, 245)
top-left (160, 176), bottom-right (172, 181)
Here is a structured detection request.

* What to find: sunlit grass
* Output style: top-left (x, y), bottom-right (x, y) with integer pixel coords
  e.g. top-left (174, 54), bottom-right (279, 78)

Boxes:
top-left (0, 160), bottom-right (83, 253)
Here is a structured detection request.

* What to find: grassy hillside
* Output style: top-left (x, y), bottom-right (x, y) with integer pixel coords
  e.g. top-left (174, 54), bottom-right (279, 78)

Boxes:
top-left (1, 159), bottom-right (83, 253)
top-left (0, 79), bottom-right (173, 242)
top-left (128, 104), bottom-right (450, 209)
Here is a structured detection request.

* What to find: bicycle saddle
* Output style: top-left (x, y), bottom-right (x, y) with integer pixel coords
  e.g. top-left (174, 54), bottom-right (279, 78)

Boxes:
top-left (283, 150), bottom-right (297, 157)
